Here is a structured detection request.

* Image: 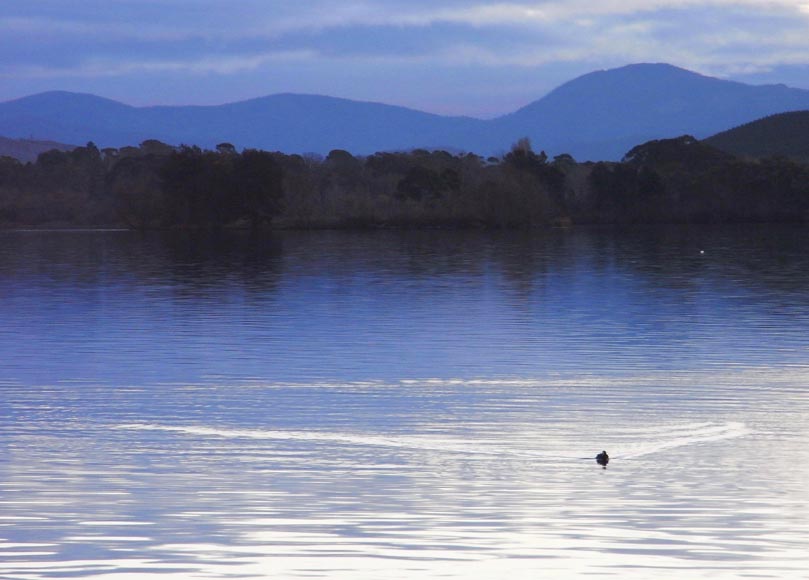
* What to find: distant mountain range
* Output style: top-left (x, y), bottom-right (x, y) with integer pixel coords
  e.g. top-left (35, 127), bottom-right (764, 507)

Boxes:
top-left (2, 63), bottom-right (809, 161)
top-left (705, 111), bottom-right (809, 162)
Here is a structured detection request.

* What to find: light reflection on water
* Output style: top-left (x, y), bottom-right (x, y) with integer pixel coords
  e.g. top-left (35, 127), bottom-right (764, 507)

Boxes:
top-left (1, 227), bottom-right (809, 578)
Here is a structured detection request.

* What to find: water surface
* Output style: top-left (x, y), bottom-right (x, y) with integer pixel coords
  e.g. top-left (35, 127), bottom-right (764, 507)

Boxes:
top-left (1, 227), bottom-right (808, 578)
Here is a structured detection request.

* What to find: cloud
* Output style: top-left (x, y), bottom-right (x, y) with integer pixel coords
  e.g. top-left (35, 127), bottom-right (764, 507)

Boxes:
top-left (257, 0), bottom-right (809, 30)
top-left (2, 0), bottom-right (809, 114)
top-left (0, 50), bottom-right (318, 80)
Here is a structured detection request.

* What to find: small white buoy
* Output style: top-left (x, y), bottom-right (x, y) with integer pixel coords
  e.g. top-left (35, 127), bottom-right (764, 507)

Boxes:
top-left (700, 250), bottom-right (705, 254)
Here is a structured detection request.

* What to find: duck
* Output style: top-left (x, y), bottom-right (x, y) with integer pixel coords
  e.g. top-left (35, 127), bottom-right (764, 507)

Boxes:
top-left (596, 450), bottom-right (609, 467)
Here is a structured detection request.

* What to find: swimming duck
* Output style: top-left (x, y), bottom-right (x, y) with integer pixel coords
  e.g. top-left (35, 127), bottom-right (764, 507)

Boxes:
top-left (596, 450), bottom-right (609, 467)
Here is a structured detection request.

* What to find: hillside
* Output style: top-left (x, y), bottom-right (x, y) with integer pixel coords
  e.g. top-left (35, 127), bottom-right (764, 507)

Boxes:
top-left (499, 63), bottom-right (809, 160)
top-left (0, 136), bottom-right (75, 163)
top-left (3, 64), bottom-right (809, 160)
top-left (0, 91), bottom-right (149, 148)
top-left (704, 111), bottom-right (809, 162)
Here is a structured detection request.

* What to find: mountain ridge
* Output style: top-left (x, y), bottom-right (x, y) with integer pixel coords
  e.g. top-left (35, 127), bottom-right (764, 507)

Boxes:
top-left (3, 63), bottom-right (809, 160)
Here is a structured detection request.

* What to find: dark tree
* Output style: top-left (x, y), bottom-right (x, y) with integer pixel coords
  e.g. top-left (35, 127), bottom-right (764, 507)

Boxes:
top-left (232, 149), bottom-right (285, 229)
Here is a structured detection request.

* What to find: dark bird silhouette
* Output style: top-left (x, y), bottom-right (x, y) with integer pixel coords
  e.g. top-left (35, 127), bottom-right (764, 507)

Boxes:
top-left (596, 450), bottom-right (609, 467)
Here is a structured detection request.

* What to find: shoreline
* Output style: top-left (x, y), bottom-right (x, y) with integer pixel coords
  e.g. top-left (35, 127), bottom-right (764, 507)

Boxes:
top-left (2, 220), bottom-right (806, 233)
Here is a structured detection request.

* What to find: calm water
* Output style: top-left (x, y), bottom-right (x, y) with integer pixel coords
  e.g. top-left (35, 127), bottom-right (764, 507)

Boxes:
top-left (1, 227), bottom-right (808, 579)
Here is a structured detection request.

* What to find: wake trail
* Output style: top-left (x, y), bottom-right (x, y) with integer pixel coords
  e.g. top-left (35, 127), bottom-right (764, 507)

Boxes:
top-left (114, 421), bottom-right (750, 462)
top-left (618, 421), bottom-right (750, 459)
top-left (115, 423), bottom-right (516, 457)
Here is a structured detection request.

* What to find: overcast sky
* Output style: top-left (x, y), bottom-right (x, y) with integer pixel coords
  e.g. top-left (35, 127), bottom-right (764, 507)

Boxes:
top-left (2, 1), bottom-right (809, 117)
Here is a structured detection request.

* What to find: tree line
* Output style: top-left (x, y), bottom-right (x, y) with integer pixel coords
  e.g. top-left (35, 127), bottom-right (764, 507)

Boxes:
top-left (1, 135), bottom-right (809, 229)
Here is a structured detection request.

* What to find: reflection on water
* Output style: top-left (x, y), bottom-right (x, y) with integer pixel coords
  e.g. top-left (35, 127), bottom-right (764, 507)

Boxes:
top-left (1, 226), bottom-right (809, 578)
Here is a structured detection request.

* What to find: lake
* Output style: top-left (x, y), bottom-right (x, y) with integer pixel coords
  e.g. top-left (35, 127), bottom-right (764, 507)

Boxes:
top-left (1, 226), bottom-right (808, 579)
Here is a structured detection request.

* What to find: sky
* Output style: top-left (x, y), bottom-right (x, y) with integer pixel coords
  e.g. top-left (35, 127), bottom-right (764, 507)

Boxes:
top-left (2, 1), bottom-right (809, 118)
